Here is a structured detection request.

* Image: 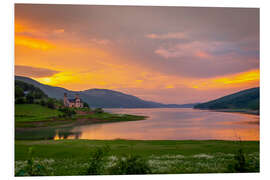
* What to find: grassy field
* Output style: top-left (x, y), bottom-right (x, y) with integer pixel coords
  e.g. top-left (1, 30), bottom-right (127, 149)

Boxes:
top-left (15, 139), bottom-right (259, 175)
top-left (76, 112), bottom-right (146, 122)
top-left (15, 104), bottom-right (146, 129)
top-left (15, 104), bottom-right (63, 122)
top-left (15, 104), bottom-right (75, 128)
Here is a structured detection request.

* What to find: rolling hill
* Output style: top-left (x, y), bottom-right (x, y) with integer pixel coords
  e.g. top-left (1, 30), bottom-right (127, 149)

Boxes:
top-left (15, 76), bottom-right (197, 108)
top-left (194, 87), bottom-right (259, 110)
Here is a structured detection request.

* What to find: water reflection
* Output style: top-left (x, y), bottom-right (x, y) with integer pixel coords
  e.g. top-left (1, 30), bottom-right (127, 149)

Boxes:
top-left (15, 127), bottom-right (81, 140)
top-left (16, 108), bottom-right (259, 141)
top-left (65, 108), bottom-right (259, 141)
top-left (53, 129), bottom-right (81, 140)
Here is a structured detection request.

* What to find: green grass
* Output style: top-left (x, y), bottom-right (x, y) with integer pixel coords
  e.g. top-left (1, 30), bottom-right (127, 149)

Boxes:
top-left (15, 140), bottom-right (259, 175)
top-left (15, 104), bottom-right (63, 122)
top-left (76, 112), bottom-right (147, 122)
top-left (15, 105), bottom-right (146, 129)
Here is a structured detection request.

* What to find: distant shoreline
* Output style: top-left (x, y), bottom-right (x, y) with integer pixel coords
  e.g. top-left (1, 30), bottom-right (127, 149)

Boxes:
top-left (195, 108), bottom-right (259, 115)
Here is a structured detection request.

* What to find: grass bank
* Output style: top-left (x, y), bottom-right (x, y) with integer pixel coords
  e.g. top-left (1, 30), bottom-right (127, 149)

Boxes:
top-left (15, 104), bottom-right (64, 122)
top-left (15, 104), bottom-right (146, 129)
top-left (15, 139), bottom-right (259, 175)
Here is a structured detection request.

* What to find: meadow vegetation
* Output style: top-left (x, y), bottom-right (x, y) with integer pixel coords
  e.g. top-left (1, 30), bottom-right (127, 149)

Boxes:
top-left (15, 104), bottom-right (64, 123)
top-left (15, 140), bottom-right (259, 176)
top-left (15, 104), bottom-right (146, 130)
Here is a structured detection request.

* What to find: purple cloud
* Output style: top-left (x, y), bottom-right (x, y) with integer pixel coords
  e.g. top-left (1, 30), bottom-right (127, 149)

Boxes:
top-left (15, 65), bottom-right (60, 78)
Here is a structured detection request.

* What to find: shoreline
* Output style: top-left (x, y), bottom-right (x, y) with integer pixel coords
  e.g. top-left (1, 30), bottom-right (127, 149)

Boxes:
top-left (15, 114), bottom-right (148, 129)
top-left (195, 108), bottom-right (259, 115)
top-left (15, 112), bottom-right (148, 140)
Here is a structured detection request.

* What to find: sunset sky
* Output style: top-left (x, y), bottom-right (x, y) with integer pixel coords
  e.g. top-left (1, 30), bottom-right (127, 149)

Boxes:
top-left (14, 4), bottom-right (259, 104)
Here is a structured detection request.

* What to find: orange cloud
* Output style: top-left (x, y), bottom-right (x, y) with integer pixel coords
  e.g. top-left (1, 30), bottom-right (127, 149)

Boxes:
top-left (15, 21), bottom-right (36, 34)
top-left (165, 85), bottom-right (174, 89)
top-left (30, 60), bottom-right (259, 93)
top-left (15, 36), bottom-right (55, 50)
top-left (190, 69), bottom-right (259, 90)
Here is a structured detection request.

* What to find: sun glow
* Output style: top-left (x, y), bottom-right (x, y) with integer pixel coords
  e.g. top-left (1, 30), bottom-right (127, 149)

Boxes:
top-left (15, 36), bottom-right (54, 50)
top-left (189, 69), bottom-right (259, 90)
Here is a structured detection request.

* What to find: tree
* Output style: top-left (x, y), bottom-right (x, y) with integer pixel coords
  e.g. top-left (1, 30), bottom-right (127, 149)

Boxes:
top-left (40, 99), bottom-right (46, 106)
top-left (94, 108), bottom-right (104, 114)
top-left (83, 102), bottom-right (89, 108)
top-left (15, 85), bottom-right (24, 98)
top-left (46, 99), bottom-right (55, 109)
top-left (26, 94), bottom-right (34, 104)
top-left (15, 97), bottom-right (26, 104)
top-left (58, 107), bottom-right (76, 117)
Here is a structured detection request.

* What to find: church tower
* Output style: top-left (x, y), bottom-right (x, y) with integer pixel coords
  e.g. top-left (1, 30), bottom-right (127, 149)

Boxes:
top-left (63, 93), bottom-right (69, 107)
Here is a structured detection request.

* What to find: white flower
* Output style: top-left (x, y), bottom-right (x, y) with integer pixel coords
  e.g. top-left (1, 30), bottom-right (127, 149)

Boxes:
top-left (193, 154), bottom-right (214, 159)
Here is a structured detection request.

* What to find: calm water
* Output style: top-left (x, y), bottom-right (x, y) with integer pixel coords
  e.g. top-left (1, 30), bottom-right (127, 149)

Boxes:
top-left (58, 108), bottom-right (259, 141)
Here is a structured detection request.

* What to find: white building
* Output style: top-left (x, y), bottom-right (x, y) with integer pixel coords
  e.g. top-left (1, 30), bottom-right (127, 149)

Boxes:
top-left (63, 93), bottom-right (84, 108)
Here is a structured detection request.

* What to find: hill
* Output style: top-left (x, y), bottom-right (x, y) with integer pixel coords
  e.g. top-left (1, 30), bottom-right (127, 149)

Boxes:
top-left (15, 80), bottom-right (48, 103)
top-left (15, 104), bottom-right (63, 122)
top-left (15, 76), bottom-right (197, 108)
top-left (194, 87), bottom-right (259, 111)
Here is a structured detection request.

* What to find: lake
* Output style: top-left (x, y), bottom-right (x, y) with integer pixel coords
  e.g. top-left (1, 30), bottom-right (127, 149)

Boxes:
top-left (60, 108), bottom-right (259, 141)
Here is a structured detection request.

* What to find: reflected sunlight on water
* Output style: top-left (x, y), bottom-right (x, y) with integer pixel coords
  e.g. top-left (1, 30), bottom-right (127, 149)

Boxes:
top-left (54, 108), bottom-right (259, 141)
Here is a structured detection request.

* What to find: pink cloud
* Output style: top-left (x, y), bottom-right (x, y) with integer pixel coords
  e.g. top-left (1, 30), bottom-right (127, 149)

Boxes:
top-left (146, 32), bottom-right (187, 40)
top-left (53, 29), bottom-right (65, 34)
top-left (155, 47), bottom-right (185, 59)
top-left (195, 50), bottom-right (211, 59)
top-left (155, 41), bottom-right (213, 59)
top-left (90, 38), bottom-right (111, 45)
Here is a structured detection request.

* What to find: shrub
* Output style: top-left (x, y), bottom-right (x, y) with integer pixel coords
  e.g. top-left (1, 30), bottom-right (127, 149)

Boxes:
top-left (59, 107), bottom-right (76, 117)
top-left (15, 147), bottom-right (49, 176)
top-left (93, 108), bottom-right (104, 114)
top-left (46, 99), bottom-right (55, 109)
top-left (85, 145), bottom-right (110, 175)
top-left (15, 97), bottom-right (26, 104)
top-left (108, 154), bottom-right (151, 175)
top-left (228, 148), bottom-right (259, 173)
top-left (80, 107), bottom-right (91, 112)
top-left (231, 148), bottom-right (247, 172)
top-left (40, 99), bottom-right (46, 106)
top-left (83, 102), bottom-right (89, 108)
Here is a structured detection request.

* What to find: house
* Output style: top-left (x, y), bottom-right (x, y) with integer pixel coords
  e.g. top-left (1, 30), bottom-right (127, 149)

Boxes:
top-left (63, 93), bottom-right (84, 108)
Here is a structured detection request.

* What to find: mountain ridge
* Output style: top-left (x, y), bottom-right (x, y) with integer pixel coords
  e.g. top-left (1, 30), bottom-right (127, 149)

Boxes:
top-left (194, 87), bottom-right (259, 110)
top-left (15, 76), bottom-right (197, 108)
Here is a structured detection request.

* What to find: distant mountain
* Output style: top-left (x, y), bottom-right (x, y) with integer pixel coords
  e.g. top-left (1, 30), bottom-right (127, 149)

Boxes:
top-left (15, 76), bottom-right (197, 108)
top-left (194, 87), bottom-right (259, 110)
